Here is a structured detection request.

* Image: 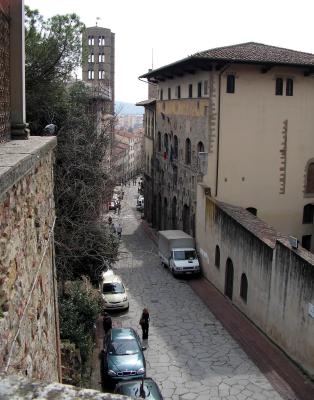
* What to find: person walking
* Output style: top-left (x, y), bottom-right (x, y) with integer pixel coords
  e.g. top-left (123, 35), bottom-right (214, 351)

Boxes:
top-left (110, 222), bottom-right (116, 234)
top-left (139, 308), bottom-right (150, 340)
top-left (116, 223), bottom-right (122, 238)
top-left (103, 312), bottom-right (112, 334)
top-left (117, 202), bottom-right (121, 215)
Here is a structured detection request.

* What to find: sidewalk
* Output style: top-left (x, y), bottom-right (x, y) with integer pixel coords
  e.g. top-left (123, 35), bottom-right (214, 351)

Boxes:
top-left (141, 219), bottom-right (314, 400)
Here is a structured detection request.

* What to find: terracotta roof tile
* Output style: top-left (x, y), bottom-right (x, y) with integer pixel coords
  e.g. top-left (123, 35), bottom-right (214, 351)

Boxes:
top-left (193, 42), bottom-right (314, 66)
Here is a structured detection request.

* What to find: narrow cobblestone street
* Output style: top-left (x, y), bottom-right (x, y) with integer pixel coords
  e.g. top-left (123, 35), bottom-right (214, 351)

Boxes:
top-left (91, 182), bottom-right (287, 400)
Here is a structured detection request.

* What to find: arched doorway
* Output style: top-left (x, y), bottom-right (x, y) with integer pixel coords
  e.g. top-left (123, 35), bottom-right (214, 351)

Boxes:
top-left (182, 204), bottom-right (190, 234)
top-left (163, 198), bottom-right (168, 230)
top-left (172, 197), bottom-right (177, 229)
top-left (225, 258), bottom-right (234, 300)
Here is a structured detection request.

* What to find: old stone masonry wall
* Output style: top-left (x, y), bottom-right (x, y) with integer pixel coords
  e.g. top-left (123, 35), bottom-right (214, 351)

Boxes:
top-left (0, 137), bottom-right (60, 381)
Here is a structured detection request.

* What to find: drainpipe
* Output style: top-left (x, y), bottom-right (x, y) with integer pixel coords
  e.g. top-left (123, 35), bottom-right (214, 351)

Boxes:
top-left (215, 64), bottom-right (232, 197)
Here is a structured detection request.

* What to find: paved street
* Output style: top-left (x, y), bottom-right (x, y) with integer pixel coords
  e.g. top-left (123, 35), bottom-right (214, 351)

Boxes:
top-left (91, 181), bottom-right (286, 400)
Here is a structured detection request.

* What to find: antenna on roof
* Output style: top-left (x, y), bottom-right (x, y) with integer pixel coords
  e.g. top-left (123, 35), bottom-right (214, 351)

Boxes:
top-left (96, 16), bottom-right (101, 26)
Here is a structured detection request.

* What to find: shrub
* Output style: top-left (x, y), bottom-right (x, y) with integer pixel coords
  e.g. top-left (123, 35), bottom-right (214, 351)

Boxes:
top-left (59, 278), bottom-right (102, 368)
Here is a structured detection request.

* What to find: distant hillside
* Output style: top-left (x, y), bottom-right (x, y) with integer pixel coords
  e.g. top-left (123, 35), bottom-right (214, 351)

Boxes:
top-left (115, 101), bottom-right (143, 115)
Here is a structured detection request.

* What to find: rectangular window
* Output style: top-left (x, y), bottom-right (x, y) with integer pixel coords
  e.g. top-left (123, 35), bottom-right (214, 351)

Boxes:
top-left (176, 85), bottom-right (181, 99)
top-left (275, 78), bottom-right (283, 95)
top-left (88, 53), bottom-right (94, 63)
top-left (88, 70), bottom-right (94, 80)
top-left (226, 74), bottom-right (235, 93)
top-left (160, 89), bottom-right (163, 101)
top-left (198, 82), bottom-right (202, 97)
top-left (99, 70), bottom-right (105, 79)
top-left (168, 87), bottom-right (171, 100)
top-left (286, 78), bottom-right (293, 96)
top-left (204, 80), bottom-right (209, 95)
top-left (188, 84), bottom-right (193, 98)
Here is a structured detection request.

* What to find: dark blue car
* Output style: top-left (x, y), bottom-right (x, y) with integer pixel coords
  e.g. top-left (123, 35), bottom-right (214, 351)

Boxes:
top-left (101, 328), bottom-right (146, 388)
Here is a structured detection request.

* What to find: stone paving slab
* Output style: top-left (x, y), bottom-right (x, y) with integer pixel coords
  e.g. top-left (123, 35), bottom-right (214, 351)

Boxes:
top-left (101, 182), bottom-right (287, 400)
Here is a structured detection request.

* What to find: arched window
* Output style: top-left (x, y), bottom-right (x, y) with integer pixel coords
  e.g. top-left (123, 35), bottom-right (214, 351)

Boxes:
top-left (185, 138), bottom-right (191, 165)
top-left (246, 207), bottom-right (257, 216)
top-left (240, 273), bottom-right (248, 303)
top-left (303, 204), bottom-right (314, 224)
top-left (173, 136), bottom-right (178, 159)
top-left (197, 141), bottom-right (204, 153)
top-left (215, 245), bottom-right (220, 268)
top-left (157, 132), bottom-right (161, 152)
top-left (306, 162), bottom-right (314, 194)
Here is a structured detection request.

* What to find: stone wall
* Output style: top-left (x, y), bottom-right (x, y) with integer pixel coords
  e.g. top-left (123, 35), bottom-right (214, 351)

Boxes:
top-left (198, 197), bottom-right (314, 377)
top-left (0, 374), bottom-right (130, 399)
top-left (0, 137), bottom-right (60, 381)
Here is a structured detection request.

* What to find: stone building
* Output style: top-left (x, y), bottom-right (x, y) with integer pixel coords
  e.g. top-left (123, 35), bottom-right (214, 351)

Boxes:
top-left (136, 99), bottom-right (156, 224)
top-left (0, 0), bottom-right (60, 381)
top-left (82, 26), bottom-right (115, 115)
top-left (139, 42), bottom-right (314, 249)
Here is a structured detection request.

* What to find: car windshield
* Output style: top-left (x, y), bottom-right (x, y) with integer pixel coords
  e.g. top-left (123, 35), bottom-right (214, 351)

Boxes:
top-left (173, 250), bottom-right (196, 260)
top-left (102, 282), bottom-right (125, 294)
top-left (109, 338), bottom-right (139, 355)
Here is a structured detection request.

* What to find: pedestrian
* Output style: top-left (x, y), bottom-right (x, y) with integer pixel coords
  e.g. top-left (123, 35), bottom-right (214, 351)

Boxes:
top-left (103, 312), bottom-right (112, 334)
top-left (139, 308), bottom-right (150, 340)
top-left (108, 216), bottom-right (112, 225)
top-left (110, 222), bottom-right (116, 234)
top-left (117, 202), bottom-right (121, 215)
top-left (116, 223), bottom-right (122, 238)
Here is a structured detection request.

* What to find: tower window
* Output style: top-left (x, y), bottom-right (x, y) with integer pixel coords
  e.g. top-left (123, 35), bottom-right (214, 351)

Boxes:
top-left (98, 70), bottom-right (105, 79)
top-left (88, 35), bottom-right (94, 46)
top-left (98, 36), bottom-right (105, 46)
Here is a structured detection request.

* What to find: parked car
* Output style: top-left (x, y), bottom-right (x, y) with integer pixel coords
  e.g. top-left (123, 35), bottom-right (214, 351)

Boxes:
top-left (108, 201), bottom-right (116, 210)
top-left (136, 196), bottom-right (144, 211)
top-left (101, 328), bottom-right (146, 387)
top-left (99, 271), bottom-right (129, 311)
top-left (114, 377), bottom-right (163, 399)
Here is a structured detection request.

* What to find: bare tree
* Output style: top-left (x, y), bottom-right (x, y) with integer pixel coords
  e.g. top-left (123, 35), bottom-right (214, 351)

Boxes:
top-left (54, 82), bottom-right (118, 282)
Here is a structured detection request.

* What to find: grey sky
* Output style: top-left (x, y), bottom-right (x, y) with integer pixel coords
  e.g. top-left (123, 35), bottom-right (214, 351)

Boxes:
top-left (25, 0), bottom-right (314, 104)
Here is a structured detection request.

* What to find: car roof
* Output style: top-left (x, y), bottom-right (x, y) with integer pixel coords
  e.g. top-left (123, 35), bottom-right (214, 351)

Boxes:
top-left (115, 378), bottom-right (163, 399)
top-left (102, 275), bottom-right (123, 284)
top-left (110, 327), bottom-right (136, 340)
top-left (100, 270), bottom-right (123, 284)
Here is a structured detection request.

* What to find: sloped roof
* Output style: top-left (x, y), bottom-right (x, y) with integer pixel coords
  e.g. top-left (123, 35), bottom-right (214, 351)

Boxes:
top-left (140, 42), bottom-right (314, 81)
top-left (193, 42), bottom-right (314, 65)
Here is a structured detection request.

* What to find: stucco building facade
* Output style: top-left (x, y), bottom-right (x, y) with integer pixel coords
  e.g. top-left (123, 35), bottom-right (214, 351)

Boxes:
top-left (140, 42), bottom-right (314, 251)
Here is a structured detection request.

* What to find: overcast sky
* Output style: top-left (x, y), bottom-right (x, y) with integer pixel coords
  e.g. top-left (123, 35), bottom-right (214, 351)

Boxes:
top-left (25, 0), bottom-right (314, 104)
